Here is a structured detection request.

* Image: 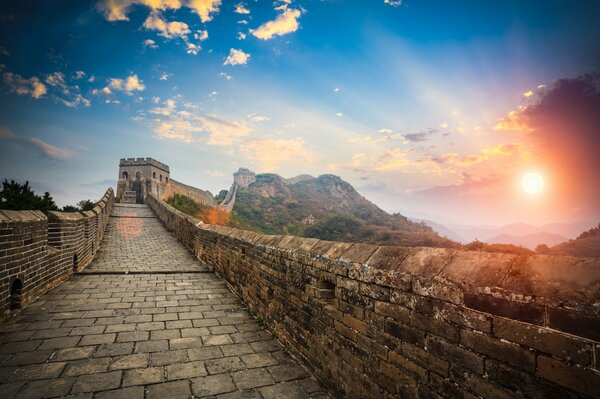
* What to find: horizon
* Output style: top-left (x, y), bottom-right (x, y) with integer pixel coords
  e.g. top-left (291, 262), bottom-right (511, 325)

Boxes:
top-left (1, 0), bottom-right (599, 228)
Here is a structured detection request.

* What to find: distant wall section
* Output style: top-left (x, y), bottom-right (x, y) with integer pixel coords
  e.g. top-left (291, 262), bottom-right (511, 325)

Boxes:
top-left (165, 179), bottom-right (216, 206)
top-left (147, 193), bottom-right (600, 399)
top-left (0, 188), bottom-right (114, 318)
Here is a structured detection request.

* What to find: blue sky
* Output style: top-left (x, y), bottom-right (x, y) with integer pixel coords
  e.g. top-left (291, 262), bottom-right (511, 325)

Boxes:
top-left (1, 0), bottom-right (599, 226)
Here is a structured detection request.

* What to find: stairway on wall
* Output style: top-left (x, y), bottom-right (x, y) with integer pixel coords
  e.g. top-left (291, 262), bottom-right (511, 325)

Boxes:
top-left (121, 190), bottom-right (137, 204)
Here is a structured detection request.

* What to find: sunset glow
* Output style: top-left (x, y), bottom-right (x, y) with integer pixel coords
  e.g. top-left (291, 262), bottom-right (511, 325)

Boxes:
top-left (522, 172), bottom-right (544, 194)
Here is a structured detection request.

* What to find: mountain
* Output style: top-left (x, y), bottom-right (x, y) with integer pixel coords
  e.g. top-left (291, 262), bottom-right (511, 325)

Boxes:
top-left (441, 221), bottom-right (594, 243)
top-left (483, 232), bottom-right (569, 250)
top-left (410, 218), bottom-right (465, 242)
top-left (229, 173), bottom-right (456, 248)
top-left (549, 224), bottom-right (600, 257)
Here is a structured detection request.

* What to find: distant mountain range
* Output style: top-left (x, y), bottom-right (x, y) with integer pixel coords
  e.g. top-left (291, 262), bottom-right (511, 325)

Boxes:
top-left (412, 219), bottom-right (595, 249)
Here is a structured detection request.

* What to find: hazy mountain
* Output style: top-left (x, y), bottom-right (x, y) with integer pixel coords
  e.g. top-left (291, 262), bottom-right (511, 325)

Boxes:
top-left (442, 221), bottom-right (594, 243)
top-left (484, 232), bottom-right (569, 250)
top-left (409, 218), bottom-right (465, 242)
top-left (230, 173), bottom-right (456, 248)
top-left (549, 224), bottom-right (600, 257)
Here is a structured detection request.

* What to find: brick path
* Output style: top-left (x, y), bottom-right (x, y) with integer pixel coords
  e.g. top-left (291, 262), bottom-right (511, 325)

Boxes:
top-left (0, 204), bottom-right (329, 398)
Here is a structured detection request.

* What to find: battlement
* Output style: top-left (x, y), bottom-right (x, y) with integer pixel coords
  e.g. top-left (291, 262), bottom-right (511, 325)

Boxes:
top-left (233, 167), bottom-right (256, 189)
top-left (119, 157), bottom-right (170, 172)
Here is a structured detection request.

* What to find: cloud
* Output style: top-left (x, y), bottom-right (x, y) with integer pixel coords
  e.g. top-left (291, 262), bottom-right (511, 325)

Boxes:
top-left (0, 127), bottom-right (16, 140)
top-left (523, 90), bottom-right (534, 97)
top-left (237, 32), bottom-right (246, 40)
top-left (186, 42), bottom-right (200, 55)
top-left (219, 72), bottom-right (232, 80)
top-left (43, 72), bottom-right (91, 108)
top-left (159, 72), bottom-right (171, 81)
top-left (195, 30), bottom-right (208, 41)
top-left (404, 129), bottom-right (436, 142)
top-left (188, 0), bottom-right (221, 22)
top-left (143, 12), bottom-right (190, 39)
top-left (250, 7), bottom-right (301, 40)
top-left (224, 48), bottom-right (250, 66)
top-left (29, 138), bottom-right (75, 160)
top-left (73, 71), bottom-right (86, 80)
top-left (104, 74), bottom-right (145, 94)
top-left (384, 0), bottom-right (403, 6)
top-left (247, 114), bottom-right (269, 122)
top-left (239, 138), bottom-right (311, 170)
top-left (234, 2), bottom-right (250, 14)
top-left (3, 72), bottom-right (47, 99)
top-left (145, 99), bottom-right (252, 145)
top-left (144, 39), bottom-right (158, 48)
top-left (97, 0), bottom-right (184, 22)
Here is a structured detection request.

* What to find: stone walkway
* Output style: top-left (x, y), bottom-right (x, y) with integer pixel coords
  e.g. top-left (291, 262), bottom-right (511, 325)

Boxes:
top-left (0, 204), bottom-right (330, 398)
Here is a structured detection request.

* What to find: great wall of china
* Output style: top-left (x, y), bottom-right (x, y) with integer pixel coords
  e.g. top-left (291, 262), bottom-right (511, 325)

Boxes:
top-left (1, 157), bottom-right (599, 398)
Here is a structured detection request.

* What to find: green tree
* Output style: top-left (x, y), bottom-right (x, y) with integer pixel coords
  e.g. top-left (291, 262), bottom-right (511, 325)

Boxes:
top-left (0, 179), bottom-right (58, 213)
top-left (77, 199), bottom-right (96, 211)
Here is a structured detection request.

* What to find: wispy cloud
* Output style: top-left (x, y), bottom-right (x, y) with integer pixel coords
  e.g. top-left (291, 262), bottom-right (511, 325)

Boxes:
top-left (0, 127), bottom-right (17, 140)
top-left (239, 138), bottom-right (312, 170)
top-left (45, 72), bottom-right (91, 108)
top-left (224, 48), bottom-right (250, 66)
top-left (103, 74), bottom-right (145, 94)
top-left (234, 2), bottom-right (250, 15)
top-left (250, 6), bottom-right (301, 40)
top-left (143, 12), bottom-right (190, 39)
top-left (3, 72), bottom-right (47, 99)
top-left (384, 0), bottom-right (403, 6)
top-left (29, 138), bottom-right (75, 160)
top-left (188, 0), bottom-right (222, 23)
top-left (143, 39), bottom-right (158, 49)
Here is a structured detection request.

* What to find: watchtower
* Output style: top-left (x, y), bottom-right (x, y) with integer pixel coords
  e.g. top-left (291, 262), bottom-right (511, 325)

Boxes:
top-left (233, 168), bottom-right (256, 189)
top-left (116, 158), bottom-right (170, 203)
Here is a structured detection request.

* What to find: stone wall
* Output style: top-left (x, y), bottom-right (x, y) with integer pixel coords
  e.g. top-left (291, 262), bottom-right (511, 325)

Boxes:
top-left (165, 178), bottom-right (216, 206)
top-left (0, 188), bottom-right (114, 318)
top-left (146, 194), bottom-right (600, 398)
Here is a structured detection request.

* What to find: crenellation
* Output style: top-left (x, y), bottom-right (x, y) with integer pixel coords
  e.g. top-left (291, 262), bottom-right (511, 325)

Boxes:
top-left (0, 188), bottom-right (114, 318)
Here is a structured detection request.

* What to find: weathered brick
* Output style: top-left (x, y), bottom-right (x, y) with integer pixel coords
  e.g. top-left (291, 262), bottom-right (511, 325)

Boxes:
top-left (537, 355), bottom-right (600, 397)
top-left (460, 329), bottom-right (535, 372)
top-left (547, 307), bottom-right (600, 342)
top-left (464, 293), bottom-right (545, 325)
top-left (493, 316), bottom-right (593, 365)
top-left (426, 335), bottom-right (484, 374)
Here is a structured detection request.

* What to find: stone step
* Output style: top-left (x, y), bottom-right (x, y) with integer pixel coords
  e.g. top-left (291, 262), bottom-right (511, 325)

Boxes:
top-left (122, 191), bottom-right (137, 204)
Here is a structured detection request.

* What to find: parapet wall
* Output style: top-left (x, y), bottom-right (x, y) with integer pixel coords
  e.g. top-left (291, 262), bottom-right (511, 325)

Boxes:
top-left (146, 194), bottom-right (600, 398)
top-left (166, 178), bottom-right (216, 206)
top-left (119, 157), bottom-right (170, 172)
top-left (0, 188), bottom-right (114, 318)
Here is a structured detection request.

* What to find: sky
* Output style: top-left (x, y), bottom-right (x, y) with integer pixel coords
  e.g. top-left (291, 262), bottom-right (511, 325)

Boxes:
top-left (0, 0), bottom-right (599, 227)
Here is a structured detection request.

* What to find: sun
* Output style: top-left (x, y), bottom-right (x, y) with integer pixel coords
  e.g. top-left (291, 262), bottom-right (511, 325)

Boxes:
top-left (522, 172), bottom-right (544, 194)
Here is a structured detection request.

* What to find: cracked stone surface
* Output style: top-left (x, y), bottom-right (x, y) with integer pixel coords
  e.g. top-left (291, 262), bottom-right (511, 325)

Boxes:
top-left (0, 204), bottom-right (330, 398)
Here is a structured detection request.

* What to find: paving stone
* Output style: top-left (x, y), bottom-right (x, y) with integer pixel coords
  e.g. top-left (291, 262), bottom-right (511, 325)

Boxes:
top-left (205, 357), bottom-right (246, 375)
top-left (3, 350), bottom-right (53, 366)
top-left (167, 360), bottom-right (208, 380)
top-left (62, 358), bottom-right (110, 376)
top-left (233, 369), bottom-right (276, 390)
top-left (109, 353), bottom-right (149, 370)
top-left (221, 344), bottom-right (254, 357)
top-left (217, 389), bottom-right (262, 399)
top-left (0, 381), bottom-right (23, 398)
top-left (123, 367), bottom-right (163, 386)
top-left (94, 342), bottom-right (134, 357)
top-left (0, 341), bottom-right (42, 354)
top-left (192, 374), bottom-right (236, 397)
top-left (39, 337), bottom-right (81, 350)
top-left (79, 333), bottom-right (115, 346)
top-left (188, 347), bottom-right (223, 361)
top-left (181, 327), bottom-right (210, 338)
top-left (150, 329), bottom-right (180, 340)
top-left (260, 381), bottom-right (310, 399)
top-left (69, 326), bottom-right (106, 336)
top-left (267, 364), bottom-right (310, 382)
top-left (203, 335), bottom-right (233, 346)
top-left (170, 337), bottom-right (203, 350)
top-left (16, 377), bottom-right (74, 399)
top-left (94, 386), bottom-right (145, 399)
top-left (12, 362), bottom-right (66, 381)
top-left (71, 371), bottom-right (122, 394)
top-left (242, 353), bottom-right (280, 368)
top-left (134, 339), bottom-right (168, 353)
top-left (146, 380), bottom-right (191, 399)
top-left (117, 332), bottom-right (149, 343)
top-left (152, 350), bottom-right (188, 366)
top-left (192, 319), bottom-right (220, 327)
